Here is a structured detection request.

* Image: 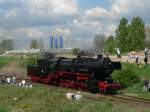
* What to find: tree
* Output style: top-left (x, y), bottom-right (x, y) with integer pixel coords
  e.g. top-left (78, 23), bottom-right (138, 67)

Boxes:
top-left (145, 26), bottom-right (150, 48)
top-left (116, 17), bottom-right (128, 52)
top-left (72, 48), bottom-right (80, 56)
top-left (114, 16), bottom-right (145, 52)
top-left (145, 40), bottom-right (150, 48)
top-left (0, 39), bottom-right (14, 53)
top-left (30, 39), bottom-right (39, 49)
top-left (128, 17), bottom-right (145, 50)
top-left (93, 35), bottom-right (106, 54)
top-left (105, 35), bottom-right (116, 53)
top-left (39, 38), bottom-right (44, 51)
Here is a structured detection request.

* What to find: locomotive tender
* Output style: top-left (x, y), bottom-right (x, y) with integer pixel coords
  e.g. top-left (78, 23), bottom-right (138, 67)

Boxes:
top-left (27, 55), bottom-right (121, 93)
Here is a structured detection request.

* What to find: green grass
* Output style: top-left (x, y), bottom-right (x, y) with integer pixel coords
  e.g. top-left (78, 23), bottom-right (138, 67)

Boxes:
top-left (0, 107), bottom-right (7, 112)
top-left (114, 63), bottom-right (150, 98)
top-left (123, 81), bottom-right (150, 99)
top-left (0, 84), bottom-right (150, 112)
top-left (0, 56), bottom-right (36, 69)
top-left (0, 56), bottom-right (15, 68)
top-left (19, 58), bottom-right (36, 68)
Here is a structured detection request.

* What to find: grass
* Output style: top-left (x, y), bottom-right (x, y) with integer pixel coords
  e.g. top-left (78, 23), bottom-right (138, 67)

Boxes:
top-left (0, 107), bottom-right (7, 112)
top-left (1, 56), bottom-right (150, 111)
top-left (116, 63), bottom-right (150, 99)
top-left (18, 58), bottom-right (36, 68)
top-left (0, 84), bottom-right (149, 112)
top-left (123, 81), bottom-right (150, 99)
top-left (0, 56), bottom-right (15, 68)
top-left (0, 56), bottom-right (36, 69)
top-left (0, 56), bottom-right (36, 78)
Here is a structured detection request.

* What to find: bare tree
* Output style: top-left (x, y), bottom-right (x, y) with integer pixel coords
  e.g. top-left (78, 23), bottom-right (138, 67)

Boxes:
top-left (30, 39), bottom-right (39, 49)
top-left (145, 26), bottom-right (150, 48)
top-left (0, 39), bottom-right (14, 53)
top-left (39, 38), bottom-right (44, 51)
top-left (93, 35), bottom-right (106, 54)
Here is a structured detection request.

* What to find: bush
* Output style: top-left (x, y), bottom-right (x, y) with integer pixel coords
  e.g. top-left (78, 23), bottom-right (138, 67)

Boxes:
top-left (112, 66), bottom-right (140, 88)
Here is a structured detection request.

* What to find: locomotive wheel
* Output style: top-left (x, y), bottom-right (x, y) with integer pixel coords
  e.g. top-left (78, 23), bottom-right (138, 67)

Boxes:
top-left (87, 73), bottom-right (99, 93)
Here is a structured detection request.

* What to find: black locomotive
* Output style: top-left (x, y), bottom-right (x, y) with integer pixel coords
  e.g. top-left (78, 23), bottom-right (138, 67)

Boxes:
top-left (27, 55), bottom-right (121, 93)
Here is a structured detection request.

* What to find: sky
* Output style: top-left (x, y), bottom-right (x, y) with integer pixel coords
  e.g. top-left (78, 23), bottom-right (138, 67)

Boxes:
top-left (0, 0), bottom-right (150, 49)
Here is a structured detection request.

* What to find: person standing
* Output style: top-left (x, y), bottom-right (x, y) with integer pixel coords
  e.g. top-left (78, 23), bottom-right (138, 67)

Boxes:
top-left (135, 54), bottom-right (140, 66)
top-left (144, 48), bottom-right (148, 65)
top-left (6, 76), bottom-right (11, 84)
top-left (12, 75), bottom-right (16, 84)
top-left (115, 48), bottom-right (121, 58)
top-left (143, 80), bottom-right (149, 92)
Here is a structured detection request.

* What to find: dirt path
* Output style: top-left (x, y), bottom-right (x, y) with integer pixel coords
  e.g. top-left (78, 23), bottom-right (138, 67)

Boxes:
top-left (0, 61), bottom-right (27, 78)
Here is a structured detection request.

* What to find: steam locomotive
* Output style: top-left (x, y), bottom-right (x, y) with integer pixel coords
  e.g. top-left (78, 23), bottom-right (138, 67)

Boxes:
top-left (27, 55), bottom-right (121, 93)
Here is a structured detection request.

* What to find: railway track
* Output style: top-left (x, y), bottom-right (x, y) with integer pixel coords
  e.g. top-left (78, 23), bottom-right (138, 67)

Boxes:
top-left (108, 94), bottom-right (150, 104)
top-left (85, 94), bottom-right (150, 107)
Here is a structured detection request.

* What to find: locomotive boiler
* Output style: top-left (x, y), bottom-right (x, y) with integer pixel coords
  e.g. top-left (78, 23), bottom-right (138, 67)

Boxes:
top-left (27, 55), bottom-right (121, 93)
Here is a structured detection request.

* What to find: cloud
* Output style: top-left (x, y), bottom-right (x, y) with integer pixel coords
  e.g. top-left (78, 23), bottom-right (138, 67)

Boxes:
top-left (0, 27), bottom-right (50, 40)
top-left (52, 28), bottom-right (71, 39)
top-left (26, 28), bottom-right (46, 38)
top-left (73, 19), bottom-right (101, 28)
top-left (29, 0), bottom-right (78, 16)
top-left (105, 24), bottom-right (117, 36)
top-left (0, 0), bottom-right (78, 28)
top-left (4, 10), bottom-right (17, 19)
top-left (111, 0), bottom-right (150, 17)
top-left (85, 7), bottom-right (110, 18)
top-left (0, 0), bottom-right (150, 49)
top-left (84, 0), bottom-right (150, 20)
top-left (0, 27), bottom-right (51, 49)
top-left (82, 0), bottom-right (150, 37)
